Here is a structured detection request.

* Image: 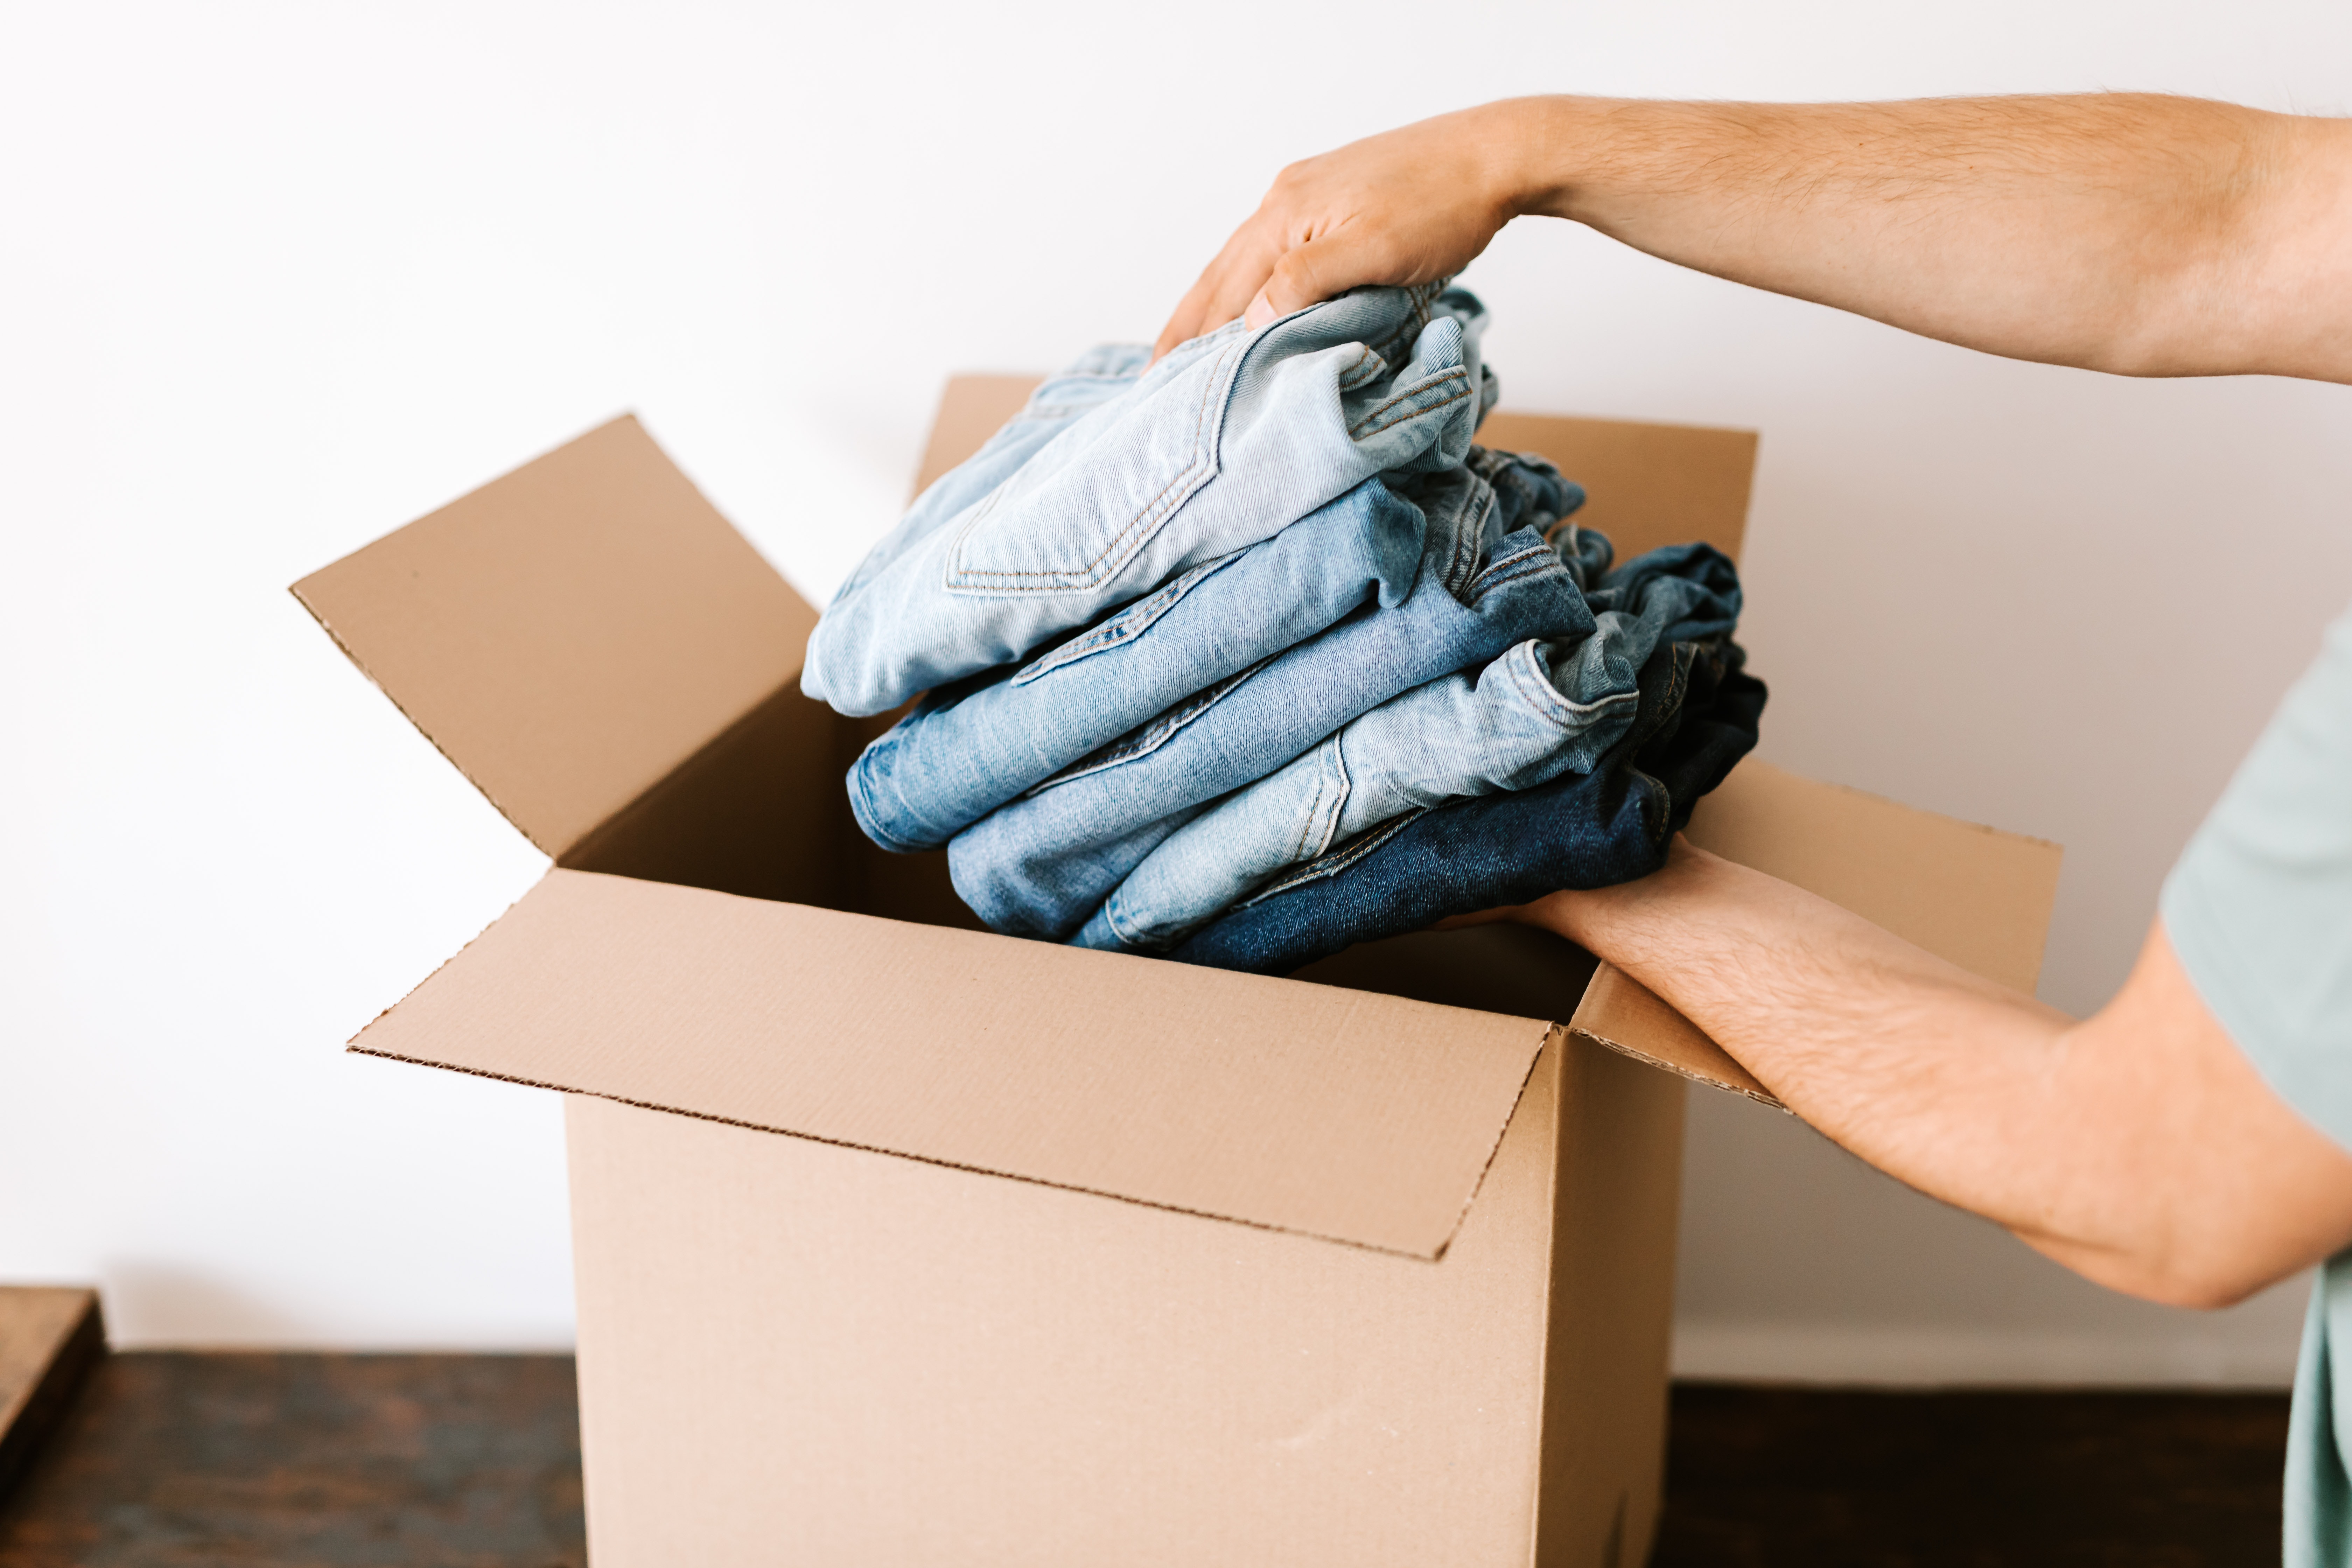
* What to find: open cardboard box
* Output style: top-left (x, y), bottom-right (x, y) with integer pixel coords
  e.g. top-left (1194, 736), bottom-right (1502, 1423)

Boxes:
top-left (294, 384), bottom-right (2061, 1568)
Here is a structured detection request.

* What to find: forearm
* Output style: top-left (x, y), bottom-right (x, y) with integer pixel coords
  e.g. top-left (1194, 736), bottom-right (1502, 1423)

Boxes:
top-left (1521, 842), bottom-right (2347, 1305)
top-left (1492, 93), bottom-right (2352, 380)
top-left (1534, 846), bottom-right (2095, 1252)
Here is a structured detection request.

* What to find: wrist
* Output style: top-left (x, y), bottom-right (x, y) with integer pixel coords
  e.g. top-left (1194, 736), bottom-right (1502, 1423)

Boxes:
top-left (1482, 96), bottom-right (1614, 223)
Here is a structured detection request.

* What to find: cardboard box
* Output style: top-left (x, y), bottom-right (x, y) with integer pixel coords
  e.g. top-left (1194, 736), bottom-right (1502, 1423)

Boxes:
top-left (293, 386), bottom-right (2061, 1567)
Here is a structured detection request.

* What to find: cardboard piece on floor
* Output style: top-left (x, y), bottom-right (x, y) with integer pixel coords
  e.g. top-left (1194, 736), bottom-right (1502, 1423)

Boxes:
top-left (0, 1287), bottom-right (105, 1505)
top-left (295, 384), bottom-right (2061, 1567)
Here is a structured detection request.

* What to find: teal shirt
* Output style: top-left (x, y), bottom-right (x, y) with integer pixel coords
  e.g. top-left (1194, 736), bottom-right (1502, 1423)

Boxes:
top-left (2162, 602), bottom-right (2352, 1567)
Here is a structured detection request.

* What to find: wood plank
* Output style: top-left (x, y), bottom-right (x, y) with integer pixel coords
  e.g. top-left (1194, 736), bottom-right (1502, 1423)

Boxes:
top-left (0, 1351), bottom-right (2288, 1566)
top-left (0, 1287), bottom-right (103, 1506)
top-left (0, 1351), bottom-right (584, 1566)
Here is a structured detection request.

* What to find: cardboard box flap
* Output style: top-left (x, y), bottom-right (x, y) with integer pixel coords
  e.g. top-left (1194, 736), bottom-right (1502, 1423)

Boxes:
top-left (1475, 410), bottom-right (1757, 565)
top-left (1570, 760), bottom-right (2065, 1107)
top-left (292, 416), bottom-right (816, 859)
top-left (353, 868), bottom-right (1547, 1259)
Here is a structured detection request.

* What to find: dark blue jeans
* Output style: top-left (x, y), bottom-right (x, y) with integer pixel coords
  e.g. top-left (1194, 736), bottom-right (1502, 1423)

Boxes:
top-left (1163, 638), bottom-right (1766, 975)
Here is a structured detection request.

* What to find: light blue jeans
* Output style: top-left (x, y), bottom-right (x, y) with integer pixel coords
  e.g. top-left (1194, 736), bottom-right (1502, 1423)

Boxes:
top-left (847, 476), bottom-right (1429, 851)
top-left (946, 452), bottom-right (1594, 940)
top-left (827, 345), bottom-right (1152, 610)
top-left (1071, 540), bottom-right (1742, 953)
top-left (803, 284), bottom-right (1499, 716)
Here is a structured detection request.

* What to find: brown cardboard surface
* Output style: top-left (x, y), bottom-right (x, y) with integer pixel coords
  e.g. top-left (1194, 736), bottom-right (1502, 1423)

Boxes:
top-left (291, 415), bottom-right (814, 858)
top-left (557, 682), bottom-right (846, 908)
top-left (357, 868), bottom-right (1546, 1258)
top-left (0, 1289), bottom-right (98, 1447)
top-left (1530, 1034), bottom-right (1687, 1567)
top-left (565, 1028), bottom-right (1680, 1568)
top-left (288, 376), bottom-right (2072, 1564)
top-left (1476, 410), bottom-right (1757, 566)
top-left (1688, 760), bottom-right (2063, 995)
top-left (0, 1287), bottom-right (104, 1505)
top-left (1569, 760), bottom-right (2066, 1107)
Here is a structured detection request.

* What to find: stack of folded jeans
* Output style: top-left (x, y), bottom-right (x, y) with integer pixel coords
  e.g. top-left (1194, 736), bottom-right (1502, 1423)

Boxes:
top-left (806, 284), bottom-right (1765, 975)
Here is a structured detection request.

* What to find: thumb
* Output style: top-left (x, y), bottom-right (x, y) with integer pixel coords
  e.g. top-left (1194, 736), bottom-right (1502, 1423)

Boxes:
top-left (1245, 237), bottom-right (1353, 329)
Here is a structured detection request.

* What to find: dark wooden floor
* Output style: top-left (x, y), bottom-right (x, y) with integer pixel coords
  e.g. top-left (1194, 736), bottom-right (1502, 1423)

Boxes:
top-left (0, 1356), bottom-right (2289, 1566)
top-left (1652, 1384), bottom-right (2289, 1568)
top-left (0, 1355), bottom-right (582, 1568)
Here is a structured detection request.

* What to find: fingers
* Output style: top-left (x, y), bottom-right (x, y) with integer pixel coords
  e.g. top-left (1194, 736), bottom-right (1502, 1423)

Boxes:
top-left (1152, 273), bottom-right (1219, 362)
top-left (1164, 226), bottom-right (1358, 354)
top-left (1154, 224), bottom-right (1264, 360)
top-left (1252, 238), bottom-right (1348, 325)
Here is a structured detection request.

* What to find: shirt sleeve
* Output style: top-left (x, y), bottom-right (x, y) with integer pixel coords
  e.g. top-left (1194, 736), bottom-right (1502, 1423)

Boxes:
top-left (2161, 600), bottom-right (2352, 1155)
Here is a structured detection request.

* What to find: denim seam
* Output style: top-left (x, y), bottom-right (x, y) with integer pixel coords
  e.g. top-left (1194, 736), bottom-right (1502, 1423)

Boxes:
top-left (1346, 370), bottom-right (1471, 441)
top-left (1438, 483), bottom-right (1496, 597)
top-left (1501, 645), bottom-right (1642, 730)
top-left (1358, 286), bottom-right (1439, 365)
top-left (1466, 544), bottom-right (1563, 600)
top-left (1333, 345), bottom-right (1384, 392)
top-left (1022, 654), bottom-right (1275, 793)
top-left (1008, 550), bottom-right (1244, 685)
top-left (945, 335), bottom-right (1242, 590)
top-left (846, 757), bottom-right (939, 854)
top-left (1293, 734), bottom-right (1351, 867)
top-left (1240, 810), bottom-right (1424, 905)
top-left (1099, 888), bottom-right (1152, 951)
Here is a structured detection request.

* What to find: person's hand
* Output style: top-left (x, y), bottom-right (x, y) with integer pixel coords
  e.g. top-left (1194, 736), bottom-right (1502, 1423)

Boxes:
top-left (1152, 100), bottom-right (1542, 360)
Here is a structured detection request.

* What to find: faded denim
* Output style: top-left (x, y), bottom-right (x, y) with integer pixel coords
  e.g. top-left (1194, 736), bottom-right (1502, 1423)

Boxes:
top-left (947, 453), bottom-right (1592, 940)
top-left (1165, 639), bottom-right (1767, 975)
top-left (1072, 542), bottom-right (1741, 954)
top-left (848, 476), bottom-right (1430, 852)
top-left (804, 284), bottom-right (1500, 716)
top-left (828, 346), bottom-right (1152, 610)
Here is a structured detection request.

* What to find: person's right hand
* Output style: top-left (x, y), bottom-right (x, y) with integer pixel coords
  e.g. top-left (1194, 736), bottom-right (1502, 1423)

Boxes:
top-left (1152, 100), bottom-right (1542, 360)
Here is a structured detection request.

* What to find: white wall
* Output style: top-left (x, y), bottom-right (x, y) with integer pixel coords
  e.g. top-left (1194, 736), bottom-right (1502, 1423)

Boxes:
top-left (3, 0), bottom-right (2346, 1379)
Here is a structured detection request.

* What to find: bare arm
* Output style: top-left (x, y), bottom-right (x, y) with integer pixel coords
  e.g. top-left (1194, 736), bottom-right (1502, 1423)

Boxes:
top-left (1157, 94), bottom-right (2352, 382)
top-left (1486, 842), bottom-right (2352, 1307)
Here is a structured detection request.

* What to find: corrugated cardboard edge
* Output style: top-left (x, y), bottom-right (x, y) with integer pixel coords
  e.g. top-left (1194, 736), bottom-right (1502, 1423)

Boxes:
top-left (289, 574), bottom-right (554, 855)
top-left (348, 1039), bottom-right (1549, 1265)
top-left (1563, 979), bottom-right (1787, 1112)
top-left (344, 881), bottom-right (1551, 1263)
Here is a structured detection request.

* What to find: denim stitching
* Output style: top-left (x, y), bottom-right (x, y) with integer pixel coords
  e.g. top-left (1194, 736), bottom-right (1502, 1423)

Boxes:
top-left (1438, 480), bottom-right (1497, 598)
top-left (949, 346), bottom-right (1220, 584)
top-left (1465, 544), bottom-right (1562, 600)
top-left (1239, 810), bottom-right (1422, 905)
top-left (946, 333), bottom-right (1243, 591)
top-left (1333, 345), bottom-right (1384, 393)
top-left (1021, 654), bottom-right (1276, 794)
top-left (1499, 642), bottom-right (1641, 729)
top-left (1008, 550), bottom-right (1244, 686)
top-left (1287, 735), bottom-right (1350, 868)
top-left (1100, 888), bottom-right (1152, 951)
top-left (1346, 371), bottom-right (1471, 440)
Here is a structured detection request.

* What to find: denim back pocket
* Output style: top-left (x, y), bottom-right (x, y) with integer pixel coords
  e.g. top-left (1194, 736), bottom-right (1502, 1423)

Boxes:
top-left (944, 329), bottom-right (1248, 595)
